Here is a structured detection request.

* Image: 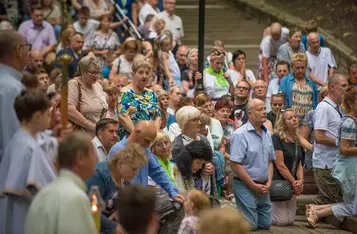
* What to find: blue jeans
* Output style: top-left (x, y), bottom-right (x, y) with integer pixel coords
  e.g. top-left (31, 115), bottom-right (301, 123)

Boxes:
top-left (233, 180), bottom-right (272, 230)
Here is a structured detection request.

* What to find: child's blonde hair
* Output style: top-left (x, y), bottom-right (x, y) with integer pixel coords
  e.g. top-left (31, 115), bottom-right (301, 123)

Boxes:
top-left (199, 207), bottom-right (250, 234)
top-left (188, 190), bottom-right (210, 214)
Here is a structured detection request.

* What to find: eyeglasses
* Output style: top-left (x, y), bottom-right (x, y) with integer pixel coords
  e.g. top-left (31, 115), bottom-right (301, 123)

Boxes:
top-left (236, 86), bottom-right (249, 91)
top-left (272, 103), bottom-right (284, 107)
top-left (17, 44), bottom-right (32, 52)
top-left (87, 70), bottom-right (101, 76)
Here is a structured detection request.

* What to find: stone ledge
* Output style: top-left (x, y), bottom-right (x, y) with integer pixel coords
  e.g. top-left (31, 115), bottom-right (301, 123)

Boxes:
top-left (230, 0), bottom-right (357, 71)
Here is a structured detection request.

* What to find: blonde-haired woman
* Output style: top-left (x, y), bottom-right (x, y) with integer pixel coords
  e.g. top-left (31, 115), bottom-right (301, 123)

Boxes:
top-left (117, 59), bottom-right (161, 139)
top-left (203, 49), bottom-right (234, 100)
top-left (181, 48), bottom-right (202, 97)
top-left (279, 53), bottom-right (318, 121)
top-left (86, 142), bottom-right (148, 234)
top-left (68, 55), bottom-right (108, 137)
top-left (102, 81), bottom-right (117, 119)
top-left (271, 108), bottom-right (304, 226)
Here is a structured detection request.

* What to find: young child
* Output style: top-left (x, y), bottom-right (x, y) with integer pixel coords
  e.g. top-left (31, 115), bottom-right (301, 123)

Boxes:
top-left (0, 90), bottom-right (57, 234)
top-left (153, 32), bottom-right (182, 89)
top-left (178, 190), bottom-right (211, 234)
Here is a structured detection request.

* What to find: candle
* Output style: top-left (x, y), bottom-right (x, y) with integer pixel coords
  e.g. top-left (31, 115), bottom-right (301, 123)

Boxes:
top-left (91, 194), bottom-right (101, 234)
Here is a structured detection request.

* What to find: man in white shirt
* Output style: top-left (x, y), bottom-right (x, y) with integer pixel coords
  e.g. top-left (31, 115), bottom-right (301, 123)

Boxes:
top-left (258, 23), bottom-right (289, 82)
top-left (158, 0), bottom-right (184, 42)
top-left (312, 74), bottom-right (348, 205)
top-left (92, 118), bottom-right (118, 161)
top-left (139, 0), bottom-right (160, 25)
top-left (306, 32), bottom-right (336, 88)
top-left (266, 60), bottom-right (290, 101)
top-left (25, 132), bottom-right (98, 234)
top-left (73, 7), bottom-right (100, 40)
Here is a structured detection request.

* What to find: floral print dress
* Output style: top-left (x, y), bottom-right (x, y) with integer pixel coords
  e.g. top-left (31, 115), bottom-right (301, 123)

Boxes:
top-left (117, 87), bottom-right (161, 139)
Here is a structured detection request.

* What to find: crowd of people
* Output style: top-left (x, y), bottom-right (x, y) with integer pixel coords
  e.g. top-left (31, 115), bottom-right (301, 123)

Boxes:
top-left (0, 0), bottom-right (357, 234)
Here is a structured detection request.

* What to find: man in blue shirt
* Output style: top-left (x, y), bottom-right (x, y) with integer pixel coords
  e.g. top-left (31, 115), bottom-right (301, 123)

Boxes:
top-left (108, 120), bottom-right (184, 203)
top-left (55, 32), bottom-right (84, 79)
top-left (230, 99), bottom-right (276, 230)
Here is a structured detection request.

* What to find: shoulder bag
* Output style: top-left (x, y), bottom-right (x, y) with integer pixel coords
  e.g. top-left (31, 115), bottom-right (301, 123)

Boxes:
top-left (269, 142), bottom-right (298, 202)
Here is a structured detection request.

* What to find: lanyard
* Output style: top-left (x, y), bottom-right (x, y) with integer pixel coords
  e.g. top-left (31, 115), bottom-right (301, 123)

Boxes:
top-left (323, 100), bottom-right (342, 119)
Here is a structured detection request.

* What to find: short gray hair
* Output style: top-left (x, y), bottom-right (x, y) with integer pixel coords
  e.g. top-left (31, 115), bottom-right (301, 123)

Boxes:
top-left (328, 74), bottom-right (346, 86)
top-left (176, 106), bottom-right (201, 130)
top-left (0, 30), bottom-right (23, 58)
top-left (77, 55), bottom-right (100, 74)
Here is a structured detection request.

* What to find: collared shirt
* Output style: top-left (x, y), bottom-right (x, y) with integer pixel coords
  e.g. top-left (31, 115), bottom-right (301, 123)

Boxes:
top-left (73, 19), bottom-right (100, 40)
top-left (92, 136), bottom-right (108, 162)
top-left (18, 20), bottom-right (57, 52)
top-left (25, 170), bottom-right (97, 234)
top-left (230, 121), bottom-right (276, 182)
top-left (306, 47), bottom-right (336, 86)
top-left (0, 130), bottom-right (57, 234)
top-left (108, 137), bottom-right (178, 198)
top-left (0, 63), bottom-right (24, 162)
top-left (313, 97), bottom-right (343, 169)
top-left (158, 10), bottom-right (184, 41)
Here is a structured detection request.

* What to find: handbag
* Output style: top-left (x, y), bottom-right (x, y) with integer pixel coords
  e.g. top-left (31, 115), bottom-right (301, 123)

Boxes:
top-left (269, 141), bottom-right (299, 202)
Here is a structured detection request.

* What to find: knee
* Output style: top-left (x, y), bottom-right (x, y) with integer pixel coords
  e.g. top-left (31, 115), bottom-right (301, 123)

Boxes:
top-left (259, 217), bottom-right (272, 230)
top-left (272, 217), bottom-right (289, 226)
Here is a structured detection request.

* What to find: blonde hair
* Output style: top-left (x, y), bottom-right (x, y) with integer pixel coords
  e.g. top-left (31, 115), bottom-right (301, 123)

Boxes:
top-left (194, 93), bottom-right (211, 107)
top-left (186, 48), bottom-right (198, 65)
top-left (210, 48), bottom-right (226, 61)
top-left (274, 108), bottom-right (299, 143)
top-left (176, 106), bottom-right (201, 130)
top-left (291, 53), bottom-right (307, 66)
top-left (132, 58), bottom-right (152, 73)
top-left (77, 55), bottom-right (100, 75)
top-left (150, 131), bottom-right (172, 159)
top-left (199, 208), bottom-right (250, 234)
top-left (187, 190), bottom-right (210, 214)
top-left (108, 143), bottom-right (148, 172)
top-left (103, 81), bottom-right (116, 94)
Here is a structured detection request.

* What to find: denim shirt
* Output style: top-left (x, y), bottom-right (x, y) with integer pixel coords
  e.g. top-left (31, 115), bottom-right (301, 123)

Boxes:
top-left (108, 137), bottom-right (179, 198)
top-left (279, 73), bottom-right (318, 109)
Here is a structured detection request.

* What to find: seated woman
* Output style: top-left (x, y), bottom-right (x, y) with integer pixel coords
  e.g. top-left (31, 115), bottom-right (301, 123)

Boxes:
top-left (271, 108), bottom-right (304, 226)
top-left (173, 140), bottom-right (214, 197)
top-left (306, 87), bottom-right (357, 228)
top-left (86, 142), bottom-right (148, 234)
top-left (149, 131), bottom-right (185, 234)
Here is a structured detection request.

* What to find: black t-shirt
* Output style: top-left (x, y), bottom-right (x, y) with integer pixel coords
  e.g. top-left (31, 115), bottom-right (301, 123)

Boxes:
top-left (272, 133), bottom-right (304, 180)
top-left (231, 103), bottom-right (248, 129)
top-left (181, 69), bottom-right (197, 89)
top-left (267, 111), bottom-right (277, 128)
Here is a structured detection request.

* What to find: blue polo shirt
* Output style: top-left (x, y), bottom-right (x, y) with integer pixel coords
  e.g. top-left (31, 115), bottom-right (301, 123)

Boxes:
top-left (230, 121), bottom-right (276, 182)
top-left (108, 137), bottom-right (178, 198)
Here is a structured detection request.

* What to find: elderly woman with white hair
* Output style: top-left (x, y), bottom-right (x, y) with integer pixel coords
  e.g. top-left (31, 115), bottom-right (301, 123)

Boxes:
top-left (171, 106), bottom-right (217, 198)
top-left (68, 55), bottom-right (108, 137)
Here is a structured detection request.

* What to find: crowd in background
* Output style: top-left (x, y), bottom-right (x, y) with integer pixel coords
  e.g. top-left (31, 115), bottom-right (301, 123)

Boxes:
top-left (0, 0), bottom-right (357, 234)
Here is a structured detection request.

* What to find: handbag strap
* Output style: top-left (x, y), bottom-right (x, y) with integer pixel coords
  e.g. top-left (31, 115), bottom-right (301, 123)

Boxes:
top-left (116, 58), bottom-right (122, 74)
top-left (75, 78), bottom-right (82, 113)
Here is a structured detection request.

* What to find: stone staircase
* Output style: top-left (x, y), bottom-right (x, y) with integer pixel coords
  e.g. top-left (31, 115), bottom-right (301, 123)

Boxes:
top-left (175, 0), bottom-right (266, 70)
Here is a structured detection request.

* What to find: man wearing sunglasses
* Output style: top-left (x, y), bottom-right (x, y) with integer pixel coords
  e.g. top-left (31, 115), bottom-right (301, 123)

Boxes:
top-left (0, 30), bottom-right (30, 162)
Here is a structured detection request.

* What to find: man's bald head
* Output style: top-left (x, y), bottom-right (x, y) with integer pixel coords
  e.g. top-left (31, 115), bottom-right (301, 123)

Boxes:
top-left (307, 32), bottom-right (320, 52)
top-left (133, 121), bottom-right (158, 148)
top-left (151, 84), bottom-right (163, 93)
top-left (0, 30), bottom-right (25, 59)
top-left (29, 50), bottom-right (44, 70)
top-left (270, 23), bottom-right (282, 40)
top-left (247, 98), bottom-right (267, 125)
top-left (176, 45), bottom-right (189, 66)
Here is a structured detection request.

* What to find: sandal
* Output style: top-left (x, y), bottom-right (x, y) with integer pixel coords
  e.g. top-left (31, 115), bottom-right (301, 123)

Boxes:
top-left (307, 211), bottom-right (318, 229)
top-left (305, 204), bottom-right (316, 216)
